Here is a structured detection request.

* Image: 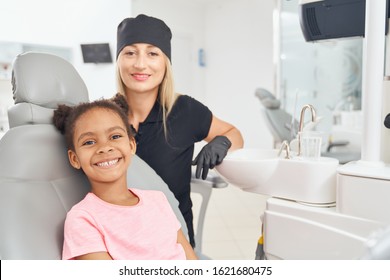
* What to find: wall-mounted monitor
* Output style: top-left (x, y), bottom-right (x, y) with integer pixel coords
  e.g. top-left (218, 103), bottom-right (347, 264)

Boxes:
top-left (80, 43), bottom-right (113, 63)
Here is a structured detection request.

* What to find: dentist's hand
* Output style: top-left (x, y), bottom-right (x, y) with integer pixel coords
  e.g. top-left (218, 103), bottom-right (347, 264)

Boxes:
top-left (192, 136), bottom-right (232, 180)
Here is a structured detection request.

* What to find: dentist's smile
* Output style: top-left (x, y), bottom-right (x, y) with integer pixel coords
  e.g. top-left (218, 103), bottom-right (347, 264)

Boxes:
top-left (132, 73), bottom-right (150, 81)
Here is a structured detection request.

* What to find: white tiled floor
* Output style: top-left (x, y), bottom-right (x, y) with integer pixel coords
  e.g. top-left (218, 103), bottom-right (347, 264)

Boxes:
top-left (191, 183), bottom-right (268, 260)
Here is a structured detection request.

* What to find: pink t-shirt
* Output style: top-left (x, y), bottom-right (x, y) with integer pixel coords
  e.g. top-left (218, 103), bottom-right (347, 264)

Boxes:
top-left (62, 188), bottom-right (186, 260)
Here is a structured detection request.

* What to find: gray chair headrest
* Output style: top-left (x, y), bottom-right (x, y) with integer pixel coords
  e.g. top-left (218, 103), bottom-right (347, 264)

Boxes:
top-left (9, 52), bottom-right (89, 128)
top-left (254, 88), bottom-right (281, 109)
top-left (12, 52), bottom-right (89, 108)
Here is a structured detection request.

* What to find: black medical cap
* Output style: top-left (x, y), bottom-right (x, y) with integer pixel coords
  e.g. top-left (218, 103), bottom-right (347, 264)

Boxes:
top-left (116, 14), bottom-right (172, 60)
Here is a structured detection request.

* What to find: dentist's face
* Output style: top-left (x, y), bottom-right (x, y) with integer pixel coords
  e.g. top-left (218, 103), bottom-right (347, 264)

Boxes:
top-left (117, 43), bottom-right (166, 96)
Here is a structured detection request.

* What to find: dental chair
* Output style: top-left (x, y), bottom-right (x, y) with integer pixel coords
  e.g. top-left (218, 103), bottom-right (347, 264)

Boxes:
top-left (255, 88), bottom-right (298, 146)
top-left (0, 51), bottom-right (220, 259)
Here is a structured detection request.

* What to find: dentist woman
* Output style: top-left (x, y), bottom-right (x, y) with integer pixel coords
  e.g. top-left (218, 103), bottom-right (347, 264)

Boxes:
top-left (115, 14), bottom-right (244, 247)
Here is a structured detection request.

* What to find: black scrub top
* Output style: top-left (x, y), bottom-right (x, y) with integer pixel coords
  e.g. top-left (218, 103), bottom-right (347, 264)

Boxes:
top-left (134, 94), bottom-right (212, 246)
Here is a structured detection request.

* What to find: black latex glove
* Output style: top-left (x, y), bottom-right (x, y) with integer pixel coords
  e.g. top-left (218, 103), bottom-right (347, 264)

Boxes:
top-left (192, 136), bottom-right (232, 180)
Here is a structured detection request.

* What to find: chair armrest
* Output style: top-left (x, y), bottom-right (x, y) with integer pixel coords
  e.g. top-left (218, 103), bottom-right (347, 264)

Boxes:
top-left (190, 170), bottom-right (227, 257)
top-left (191, 169), bottom-right (228, 189)
top-left (327, 140), bottom-right (350, 152)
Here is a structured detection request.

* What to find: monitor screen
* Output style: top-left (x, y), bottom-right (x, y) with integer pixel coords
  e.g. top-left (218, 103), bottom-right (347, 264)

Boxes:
top-left (80, 43), bottom-right (113, 63)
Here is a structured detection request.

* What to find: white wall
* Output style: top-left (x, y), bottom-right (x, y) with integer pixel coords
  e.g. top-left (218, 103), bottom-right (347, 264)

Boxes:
top-left (204, 0), bottom-right (275, 148)
top-left (0, 0), bottom-right (275, 148)
top-left (131, 0), bottom-right (275, 149)
top-left (0, 0), bottom-right (132, 100)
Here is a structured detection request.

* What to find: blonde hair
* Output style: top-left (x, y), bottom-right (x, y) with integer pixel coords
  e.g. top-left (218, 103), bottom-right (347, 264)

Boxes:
top-left (116, 55), bottom-right (179, 136)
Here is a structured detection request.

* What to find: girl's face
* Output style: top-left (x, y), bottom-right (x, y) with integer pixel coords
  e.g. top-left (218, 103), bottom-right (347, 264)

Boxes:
top-left (68, 108), bottom-right (136, 186)
top-left (117, 43), bottom-right (166, 96)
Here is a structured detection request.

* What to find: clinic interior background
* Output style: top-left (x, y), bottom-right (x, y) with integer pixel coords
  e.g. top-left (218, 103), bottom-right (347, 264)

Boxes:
top-left (0, 0), bottom-right (275, 149)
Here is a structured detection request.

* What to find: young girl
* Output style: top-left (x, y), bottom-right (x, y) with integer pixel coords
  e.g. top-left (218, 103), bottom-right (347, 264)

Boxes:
top-left (53, 94), bottom-right (197, 260)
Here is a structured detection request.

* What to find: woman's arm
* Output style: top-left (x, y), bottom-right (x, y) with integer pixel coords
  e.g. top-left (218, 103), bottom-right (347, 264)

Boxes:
top-left (204, 115), bottom-right (244, 150)
top-left (177, 229), bottom-right (198, 260)
top-left (75, 252), bottom-right (113, 260)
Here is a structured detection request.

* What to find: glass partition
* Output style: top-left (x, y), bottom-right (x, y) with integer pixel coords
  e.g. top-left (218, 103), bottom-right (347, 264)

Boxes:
top-left (274, 0), bottom-right (362, 137)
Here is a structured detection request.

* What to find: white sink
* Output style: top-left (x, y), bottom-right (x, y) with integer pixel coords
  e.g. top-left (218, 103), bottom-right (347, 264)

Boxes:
top-left (216, 148), bottom-right (339, 204)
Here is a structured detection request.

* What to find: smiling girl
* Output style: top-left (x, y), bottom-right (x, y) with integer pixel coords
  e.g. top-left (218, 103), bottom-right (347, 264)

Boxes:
top-left (53, 95), bottom-right (197, 260)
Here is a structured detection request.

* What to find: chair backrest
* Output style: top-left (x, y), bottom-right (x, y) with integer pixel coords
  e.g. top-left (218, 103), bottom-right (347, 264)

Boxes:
top-left (0, 52), bottom-right (90, 259)
top-left (255, 88), bottom-right (298, 144)
top-left (0, 52), bottom-right (187, 259)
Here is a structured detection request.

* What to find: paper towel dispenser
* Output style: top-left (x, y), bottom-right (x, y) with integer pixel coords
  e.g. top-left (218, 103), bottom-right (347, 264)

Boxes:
top-left (299, 0), bottom-right (389, 42)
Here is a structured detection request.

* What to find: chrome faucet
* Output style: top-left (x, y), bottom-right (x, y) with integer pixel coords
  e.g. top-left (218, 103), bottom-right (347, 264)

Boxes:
top-left (278, 140), bottom-right (291, 159)
top-left (297, 104), bottom-right (317, 156)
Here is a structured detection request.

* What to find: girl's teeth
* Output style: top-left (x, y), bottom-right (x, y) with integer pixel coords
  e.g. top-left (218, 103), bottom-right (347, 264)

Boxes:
top-left (97, 159), bottom-right (118, 167)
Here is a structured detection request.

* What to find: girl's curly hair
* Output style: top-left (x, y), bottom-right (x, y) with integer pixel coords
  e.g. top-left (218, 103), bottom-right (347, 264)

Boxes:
top-left (53, 93), bottom-right (135, 150)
